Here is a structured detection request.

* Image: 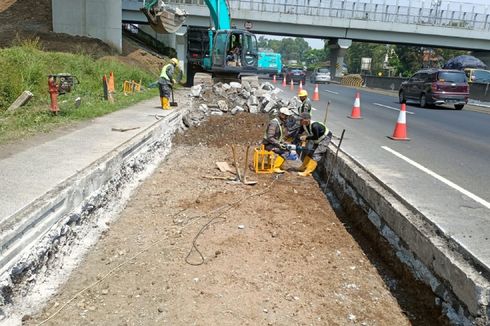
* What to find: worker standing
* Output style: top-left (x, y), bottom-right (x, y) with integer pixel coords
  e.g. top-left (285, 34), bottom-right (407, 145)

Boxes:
top-left (263, 107), bottom-right (293, 173)
top-left (298, 90), bottom-right (312, 114)
top-left (158, 58), bottom-right (179, 110)
top-left (297, 112), bottom-right (332, 177)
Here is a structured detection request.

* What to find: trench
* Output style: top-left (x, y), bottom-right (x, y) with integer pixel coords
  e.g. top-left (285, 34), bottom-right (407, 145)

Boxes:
top-left (0, 90), bottom-right (484, 325)
top-left (317, 178), bottom-right (451, 325)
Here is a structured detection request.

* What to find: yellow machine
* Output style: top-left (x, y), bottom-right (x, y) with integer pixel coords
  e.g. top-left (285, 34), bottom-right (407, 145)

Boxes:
top-left (253, 145), bottom-right (277, 174)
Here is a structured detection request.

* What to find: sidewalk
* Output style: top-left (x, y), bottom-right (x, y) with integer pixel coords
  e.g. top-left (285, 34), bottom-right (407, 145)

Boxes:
top-left (0, 96), bottom-right (183, 275)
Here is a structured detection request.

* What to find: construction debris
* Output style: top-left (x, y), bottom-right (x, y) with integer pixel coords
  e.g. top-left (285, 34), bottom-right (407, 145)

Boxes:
top-left (186, 79), bottom-right (306, 127)
top-left (7, 91), bottom-right (33, 112)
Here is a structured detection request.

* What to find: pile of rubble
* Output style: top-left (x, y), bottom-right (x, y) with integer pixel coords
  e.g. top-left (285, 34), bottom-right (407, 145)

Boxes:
top-left (184, 79), bottom-right (302, 128)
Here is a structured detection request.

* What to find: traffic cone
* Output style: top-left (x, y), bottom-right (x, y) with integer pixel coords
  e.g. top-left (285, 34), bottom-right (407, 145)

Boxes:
top-left (388, 103), bottom-right (410, 141)
top-left (290, 79), bottom-right (294, 91)
top-left (272, 75), bottom-right (277, 84)
top-left (312, 84), bottom-right (320, 101)
top-left (298, 80), bottom-right (303, 94)
top-left (282, 75), bottom-right (286, 87)
top-left (348, 92), bottom-right (362, 119)
top-left (108, 72), bottom-right (115, 93)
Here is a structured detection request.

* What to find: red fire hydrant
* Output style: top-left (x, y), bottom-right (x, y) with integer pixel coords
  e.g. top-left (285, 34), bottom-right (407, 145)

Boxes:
top-left (48, 76), bottom-right (59, 114)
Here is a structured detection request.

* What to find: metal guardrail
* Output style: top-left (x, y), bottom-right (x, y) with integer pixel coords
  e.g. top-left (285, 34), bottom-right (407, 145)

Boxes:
top-left (149, 0), bottom-right (490, 31)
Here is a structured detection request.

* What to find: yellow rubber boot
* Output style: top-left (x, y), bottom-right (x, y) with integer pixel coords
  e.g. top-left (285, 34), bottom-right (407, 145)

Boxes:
top-left (162, 97), bottom-right (170, 110)
top-left (273, 156), bottom-right (286, 174)
top-left (298, 159), bottom-right (317, 176)
top-left (298, 156), bottom-right (311, 172)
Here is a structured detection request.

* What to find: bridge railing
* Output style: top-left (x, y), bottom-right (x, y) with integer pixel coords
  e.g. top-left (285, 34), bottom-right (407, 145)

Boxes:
top-left (166, 0), bottom-right (490, 31)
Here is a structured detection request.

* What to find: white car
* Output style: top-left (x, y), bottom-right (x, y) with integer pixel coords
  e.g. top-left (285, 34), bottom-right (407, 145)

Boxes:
top-left (310, 67), bottom-right (331, 84)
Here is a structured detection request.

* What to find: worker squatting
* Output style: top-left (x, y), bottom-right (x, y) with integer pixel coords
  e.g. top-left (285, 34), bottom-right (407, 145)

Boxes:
top-left (263, 90), bottom-right (332, 176)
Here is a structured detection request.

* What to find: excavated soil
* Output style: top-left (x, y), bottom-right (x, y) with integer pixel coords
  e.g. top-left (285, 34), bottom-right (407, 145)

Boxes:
top-left (22, 113), bottom-right (447, 325)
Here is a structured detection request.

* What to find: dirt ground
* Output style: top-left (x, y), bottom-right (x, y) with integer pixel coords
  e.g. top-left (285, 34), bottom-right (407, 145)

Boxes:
top-left (19, 111), bottom-right (449, 326)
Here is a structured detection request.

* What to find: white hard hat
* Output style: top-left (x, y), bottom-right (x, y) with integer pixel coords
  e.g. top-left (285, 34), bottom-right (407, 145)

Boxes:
top-left (279, 107), bottom-right (292, 116)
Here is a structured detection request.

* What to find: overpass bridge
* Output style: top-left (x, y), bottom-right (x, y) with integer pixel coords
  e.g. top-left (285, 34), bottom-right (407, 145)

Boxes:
top-left (52, 0), bottom-right (490, 75)
top-left (121, 0), bottom-right (490, 76)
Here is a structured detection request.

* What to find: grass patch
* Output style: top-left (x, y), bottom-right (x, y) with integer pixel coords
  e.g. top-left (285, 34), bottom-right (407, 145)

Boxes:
top-left (0, 40), bottom-right (162, 144)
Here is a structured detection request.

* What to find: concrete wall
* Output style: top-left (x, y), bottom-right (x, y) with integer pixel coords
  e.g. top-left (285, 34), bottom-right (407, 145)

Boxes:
top-left (316, 145), bottom-right (490, 325)
top-left (52, 0), bottom-right (122, 52)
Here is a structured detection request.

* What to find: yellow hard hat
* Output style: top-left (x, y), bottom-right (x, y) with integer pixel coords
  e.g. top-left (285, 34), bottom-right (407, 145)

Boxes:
top-left (298, 90), bottom-right (308, 97)
top-left (171, 58), bottom-right (179, 65)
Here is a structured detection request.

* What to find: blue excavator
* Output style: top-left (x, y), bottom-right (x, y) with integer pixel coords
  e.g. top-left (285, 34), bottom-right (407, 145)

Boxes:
top-left (142, 0), bottom-right (259, 85)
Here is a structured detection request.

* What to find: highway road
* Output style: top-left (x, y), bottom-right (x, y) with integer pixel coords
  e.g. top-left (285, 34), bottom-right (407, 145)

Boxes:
top-left (277, 81), bottom-right (490, 273)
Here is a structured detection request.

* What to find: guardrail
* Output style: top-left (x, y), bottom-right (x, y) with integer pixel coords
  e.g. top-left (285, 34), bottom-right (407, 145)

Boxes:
top-left (159, 0), bottom-right (490, 31)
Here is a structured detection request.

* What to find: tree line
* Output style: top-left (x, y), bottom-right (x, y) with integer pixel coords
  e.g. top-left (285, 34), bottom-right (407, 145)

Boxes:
top-left (258, 36), bottom-right (467, 76)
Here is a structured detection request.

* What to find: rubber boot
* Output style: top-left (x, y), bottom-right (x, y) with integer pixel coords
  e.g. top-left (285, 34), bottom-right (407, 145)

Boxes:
top-left (298, 159), bottom-right (317, 176)
top-left (162, 97), bottom-right (170, 110)
top-left (273, 156), bottom-right (286, 174)
top-left (298, 156), bottom-right (311, 172)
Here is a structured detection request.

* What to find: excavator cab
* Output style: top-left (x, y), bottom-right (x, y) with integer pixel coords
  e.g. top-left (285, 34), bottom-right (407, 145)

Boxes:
top-left (211, 30), bottom-right (258, 74)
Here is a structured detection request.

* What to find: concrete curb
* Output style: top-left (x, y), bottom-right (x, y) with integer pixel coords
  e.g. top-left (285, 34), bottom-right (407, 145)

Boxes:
top-left (317, 144), bottom-right (490, 325)
top-left (0, 109), bottom-right (184, 307)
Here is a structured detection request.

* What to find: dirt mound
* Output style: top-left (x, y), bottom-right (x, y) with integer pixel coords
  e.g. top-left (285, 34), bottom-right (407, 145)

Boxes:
top-left (175, 113), bottom-right (269, 147)
top-left (0, 0), bottom-right (51, 34)
top-left (0, 1), bottom-right (164, 72)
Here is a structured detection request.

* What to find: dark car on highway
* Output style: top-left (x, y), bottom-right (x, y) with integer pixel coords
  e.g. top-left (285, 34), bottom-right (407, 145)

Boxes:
top-left (284, 67), bottom-right (306, 84)
top-left (399, 69), bottom-right (469, 110)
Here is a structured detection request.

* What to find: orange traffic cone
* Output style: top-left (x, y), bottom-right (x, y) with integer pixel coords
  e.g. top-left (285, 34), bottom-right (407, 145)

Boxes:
top-left (108, 72), bottom-right (115, 93)
top-left (388, 103), bottom-right (410, 141)
top-left (282, 75), bottom-right (287, 87)
top-left (272, 75), bottom-right (277, 84)
top-left (290, 79), bottom-right (294, 91)
top-left (298, 80), bottom-right (303, 94)
top-left (348, 92), bottom-right (362, 119)
top-left (312, 84), bottom-right (320, 101)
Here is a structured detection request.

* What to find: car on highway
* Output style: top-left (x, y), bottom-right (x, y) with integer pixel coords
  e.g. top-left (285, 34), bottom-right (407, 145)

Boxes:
top-left (399, 69), bottom-right (469, 110)
top-left (464, 68), bottom-right (490, 83)
top-left (310, 67), bottom-right (331, 84)
top-left (283, 67), bottom-right (306, 84)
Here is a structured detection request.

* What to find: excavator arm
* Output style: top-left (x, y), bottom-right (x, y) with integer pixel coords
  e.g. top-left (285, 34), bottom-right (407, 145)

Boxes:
top-left (203, 0), bottom-right (231, 30)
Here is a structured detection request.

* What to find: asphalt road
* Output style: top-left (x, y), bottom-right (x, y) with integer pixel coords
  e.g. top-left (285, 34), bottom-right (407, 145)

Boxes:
top-left (276, 80), bottom-right (490, 273)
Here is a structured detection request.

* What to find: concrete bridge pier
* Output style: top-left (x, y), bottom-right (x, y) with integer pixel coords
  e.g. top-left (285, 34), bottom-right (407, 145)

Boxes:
top-left (52, 0), bottom-right (122, 52)
top-left (328, 38), bottom-right (352, 78)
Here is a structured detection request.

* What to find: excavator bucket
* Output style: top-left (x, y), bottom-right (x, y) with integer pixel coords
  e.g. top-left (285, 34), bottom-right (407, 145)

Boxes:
top-left (141, 0), bottom-right (187, 34)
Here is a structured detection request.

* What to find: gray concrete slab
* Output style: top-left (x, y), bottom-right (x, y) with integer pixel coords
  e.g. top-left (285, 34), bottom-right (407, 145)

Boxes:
top-left (0, 98), bottom-right (168, 223)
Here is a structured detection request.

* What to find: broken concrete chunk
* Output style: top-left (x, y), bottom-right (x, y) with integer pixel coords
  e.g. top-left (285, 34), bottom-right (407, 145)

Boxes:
top-left (198, 104), bottom-right (209, 113)
top-left (222, 83), bottom-right (231, 91)
top-left (241, 80), bottom-right (252, 92)
top-left (247, 95), bottom-right (258, 106)
top-left (229, 82), bottom-right (242, 89)
top-left (190, 85), bottom-right (202, 97)
top-left (217, 100), bottom-right (229, 112)
top-left (7, 91), bottom-right (33, 112)
top-left (210, 110), bottom-right (224, 116)
top-left (248, 104), bottom-right (259, 114)
top-left (231, 106), bottom-right (245, 115)
top-left (239, 89), bottom-right (251, 99)
top-left (260, 82), bottom-right (275, 91)
top-left (262, 100), bottom-right (277, 113)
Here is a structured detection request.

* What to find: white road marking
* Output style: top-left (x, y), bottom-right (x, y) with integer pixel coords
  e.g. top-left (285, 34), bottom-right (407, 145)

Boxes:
top-left (382, 146), bottom-right (490, 209)
top-left (374, 103), bottom-right (415, 115)
top-left (324, 89), bottom-right (339, 95)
